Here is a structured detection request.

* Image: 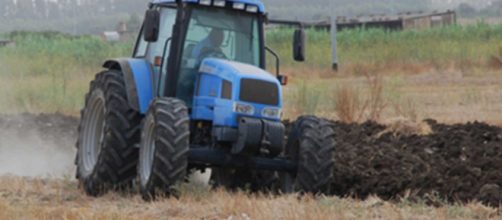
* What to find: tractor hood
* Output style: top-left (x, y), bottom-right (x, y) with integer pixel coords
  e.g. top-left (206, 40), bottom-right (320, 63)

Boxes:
top-left (193, 58), bottom-right (283, 127)
top-left (199, 58), bottom-right (279, 84)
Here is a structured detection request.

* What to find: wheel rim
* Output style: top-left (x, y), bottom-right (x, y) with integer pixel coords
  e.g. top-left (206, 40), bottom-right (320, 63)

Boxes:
top-left (81, 90), bottom-right (106, 174)
top-left (139, 115), bottom-right (156, 186)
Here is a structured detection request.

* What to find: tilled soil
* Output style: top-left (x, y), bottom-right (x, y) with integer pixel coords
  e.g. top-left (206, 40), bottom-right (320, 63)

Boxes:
top-left (331, 120), bottom-right (502, 207)
top-left (0, 113), bottom-right (501, 206)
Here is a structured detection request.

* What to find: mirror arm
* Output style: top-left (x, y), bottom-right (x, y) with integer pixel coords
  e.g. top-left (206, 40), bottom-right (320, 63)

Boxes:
top-left (265, 46), bottom-right (280, 77)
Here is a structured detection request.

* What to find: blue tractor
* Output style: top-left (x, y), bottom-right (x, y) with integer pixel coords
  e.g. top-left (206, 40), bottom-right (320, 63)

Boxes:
top-left (76, 0), bottom-right (336, 199)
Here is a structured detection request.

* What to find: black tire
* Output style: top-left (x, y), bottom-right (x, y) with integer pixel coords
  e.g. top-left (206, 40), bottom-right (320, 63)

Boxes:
top-left (76, 70), bottom-right (142, 196)
top-left (281, 116), bottom-right (336, 194)
top-left (138, 98), bottom-right (190, 200)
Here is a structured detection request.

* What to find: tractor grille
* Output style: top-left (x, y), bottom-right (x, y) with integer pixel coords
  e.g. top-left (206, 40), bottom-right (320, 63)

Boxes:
top-left (239, 79), bottom-right (279, 106)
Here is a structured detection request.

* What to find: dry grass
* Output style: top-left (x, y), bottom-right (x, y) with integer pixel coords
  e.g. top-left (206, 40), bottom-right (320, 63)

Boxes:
top-left (0, 75), bottom-right (92, 115)
top-left (333, 73), bottom-right (386, 123)
top-left (333, 86), bottom-right (363, 123)
top-left (364, 74), bottom-right (387, 121)
top-left (488, 47), bottom-right (502, 69)
top-left (0, 176), bottom-right (500, 220)
top-left (282, 67), bottom-right (502, 126)
top-left (376, 118), bottom-right (433, 137)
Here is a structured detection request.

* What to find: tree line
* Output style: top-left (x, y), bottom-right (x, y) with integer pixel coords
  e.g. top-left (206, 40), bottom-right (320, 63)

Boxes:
top-left (0, 0), bottom-right (436, 34)
top-left (1, 0), bottom-right (433, 20)
top-left (0, 0), bottom-right (147, 20)
top-left (263, 0), bottom-right (430, 20)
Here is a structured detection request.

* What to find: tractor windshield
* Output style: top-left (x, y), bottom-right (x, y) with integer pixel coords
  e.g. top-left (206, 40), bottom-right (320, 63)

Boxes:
top-left (176, 6), bottom-right (262, 106)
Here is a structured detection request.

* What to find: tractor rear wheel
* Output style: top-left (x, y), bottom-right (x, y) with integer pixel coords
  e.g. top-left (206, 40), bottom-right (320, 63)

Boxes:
top-left (281, 116), bottom-right (336, 194)
top-left (138, 98), bottom-right (190, 200)
top-left (76, 70), bottom-right (142, 196)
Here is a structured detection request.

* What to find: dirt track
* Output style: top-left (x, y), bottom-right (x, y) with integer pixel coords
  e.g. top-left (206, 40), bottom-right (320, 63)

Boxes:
top-left (0, 113), bottom-right (501, 206)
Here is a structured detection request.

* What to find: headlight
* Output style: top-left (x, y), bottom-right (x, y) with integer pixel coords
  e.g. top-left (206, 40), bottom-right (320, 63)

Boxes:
top-left (262, 107), bottom-right (282, 119)
top-left (233, 103), bottom-right (255, 115)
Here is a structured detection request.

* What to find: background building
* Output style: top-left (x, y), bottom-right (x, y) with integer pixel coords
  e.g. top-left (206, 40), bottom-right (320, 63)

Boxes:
top-left (336, 10), bottom-right (457, 31)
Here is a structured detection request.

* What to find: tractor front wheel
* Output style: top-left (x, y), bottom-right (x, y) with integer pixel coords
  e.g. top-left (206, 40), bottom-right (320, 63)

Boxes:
top-left (138, 98), bottom-right (190, 200)
top-left (281, 116), bottom-right (336, 194)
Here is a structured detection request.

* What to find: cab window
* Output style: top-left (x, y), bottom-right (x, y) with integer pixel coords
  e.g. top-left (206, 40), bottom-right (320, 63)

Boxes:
top-left (175, 7), bottom-right (261, 106)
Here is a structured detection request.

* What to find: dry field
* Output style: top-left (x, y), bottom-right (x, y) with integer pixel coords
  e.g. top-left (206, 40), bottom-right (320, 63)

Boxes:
top-left (283, 67), bottom-right (502, 126)
top-left (0, 176), bottom-right (500, 220)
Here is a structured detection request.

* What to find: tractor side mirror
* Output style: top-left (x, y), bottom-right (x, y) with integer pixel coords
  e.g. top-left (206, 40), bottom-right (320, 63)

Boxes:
top-left (293, 29), bottom-right (305, 62)
top-left (143, 9), bottom-right (160, 42)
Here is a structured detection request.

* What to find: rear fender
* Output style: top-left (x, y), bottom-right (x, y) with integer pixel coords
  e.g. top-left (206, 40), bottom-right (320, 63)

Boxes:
top-left (103, 58), bottom-right (154, 114)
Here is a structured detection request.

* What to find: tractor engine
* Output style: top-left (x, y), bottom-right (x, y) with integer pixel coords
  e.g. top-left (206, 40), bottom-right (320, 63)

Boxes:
top-left (192, 58), bottom-right (284, 156)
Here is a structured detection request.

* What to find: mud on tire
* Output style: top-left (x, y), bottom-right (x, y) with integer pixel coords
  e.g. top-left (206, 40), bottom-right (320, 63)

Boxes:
top-left (138, 98), bottom-right (189, 200)
top-left (282, 116), bottom-right (336, 194)
top-left (76, 70), bottom-right (142, 196)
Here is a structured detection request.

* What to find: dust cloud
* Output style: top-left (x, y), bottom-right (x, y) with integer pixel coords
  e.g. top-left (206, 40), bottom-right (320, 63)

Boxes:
top-left (0, 129), bottom-right (75, 178)
top-left (0, 113), bottom-right (214, 185)
top-left (0, 114), bottom-right (77, 178)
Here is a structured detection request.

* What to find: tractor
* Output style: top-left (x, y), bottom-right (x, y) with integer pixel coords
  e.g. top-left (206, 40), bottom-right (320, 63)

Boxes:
top-left (76, 0), bottom-right (336, 200)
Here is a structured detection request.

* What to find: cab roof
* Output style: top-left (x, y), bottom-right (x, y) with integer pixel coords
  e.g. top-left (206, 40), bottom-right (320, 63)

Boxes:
top-left (151, 0), bottom-right (265, 13)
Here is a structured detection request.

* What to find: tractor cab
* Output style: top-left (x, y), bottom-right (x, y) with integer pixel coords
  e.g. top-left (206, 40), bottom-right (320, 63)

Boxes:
top-left (135, 1), bottom-right (303, 125)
